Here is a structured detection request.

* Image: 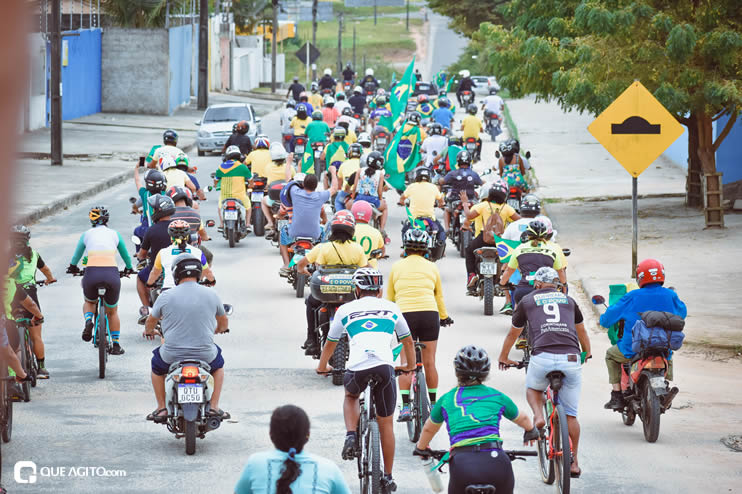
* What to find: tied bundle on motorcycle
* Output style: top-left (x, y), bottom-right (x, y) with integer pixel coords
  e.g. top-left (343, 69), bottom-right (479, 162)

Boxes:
top-left (631, 311), bottom-right (685, 354)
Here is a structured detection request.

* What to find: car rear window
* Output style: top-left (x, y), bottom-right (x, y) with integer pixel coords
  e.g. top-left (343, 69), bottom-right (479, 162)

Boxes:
top-left (413, 83), bottom-right (438, 95)
top-left (203, 106), bottom-right (252, 123)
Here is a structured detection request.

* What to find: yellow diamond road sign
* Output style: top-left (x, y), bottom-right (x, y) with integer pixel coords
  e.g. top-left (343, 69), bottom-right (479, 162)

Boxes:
top-left (588, 81), bottom-right (684, 177)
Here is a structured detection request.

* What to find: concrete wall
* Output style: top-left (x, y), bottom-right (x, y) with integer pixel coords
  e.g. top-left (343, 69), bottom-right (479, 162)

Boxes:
top-left (102, 28), bottom-right (169, 114)
top-left (344, 0), bottom-right (403, 6)
top-left (25, 34), bottom-right (47, 131)
top-left (168, 24), bottom-right (193, 114)
top-left (57, 28), bottom-right (102, 120)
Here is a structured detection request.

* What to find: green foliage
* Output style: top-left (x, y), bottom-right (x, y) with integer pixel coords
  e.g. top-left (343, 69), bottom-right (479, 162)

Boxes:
top-left (666, 24), bottom-right (696, 63)
top-left (427, 0), bottom-right (509, 35)
top-left (232, 0), bottom-right (270, 31)
top-left (102, 0), bottom-right (192, 28)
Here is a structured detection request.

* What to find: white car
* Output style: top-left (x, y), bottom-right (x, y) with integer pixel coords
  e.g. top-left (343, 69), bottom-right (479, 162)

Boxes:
top-left (195, 103), bottom-right (262, 156)
top-left (471, 76), bottom-right (500, 96)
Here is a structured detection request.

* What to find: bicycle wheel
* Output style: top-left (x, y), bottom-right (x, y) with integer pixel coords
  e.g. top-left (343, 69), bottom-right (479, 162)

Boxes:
top-left (537, 401), bottom-right (555, 484)
top-left (358, 407), bottom-right (369, 493)
top-left (417, 372), bottom-right (430, 427)
top-left (98, 303), bottom-right (107, 380)
top-left (369, 420), bottom-right (382, 494)
top-left (18, 327), bottom-right (30, 402)
top-left (552, 403), bottom-right (571, 494)
top-left (330, 336), bottom-right (348, 386)
top-left (28, 336), bottom-right (38, 388)
top-left (406, 376), bottom-right (419, 442)
top-left (1, 379), bottom-right (12, 443)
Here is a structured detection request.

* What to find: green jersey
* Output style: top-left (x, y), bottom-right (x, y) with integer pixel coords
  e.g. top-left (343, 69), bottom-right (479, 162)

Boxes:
top-left (305, 121), bottom-right (331, 144)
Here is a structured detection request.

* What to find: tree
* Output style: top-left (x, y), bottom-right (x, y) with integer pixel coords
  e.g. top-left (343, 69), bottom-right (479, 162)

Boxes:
top-left (462, 0), bottom-right (741, 227)
top-left (102, 0), bottom-right (192, 28)
top-left (427, 0), bottom-right (509, 35)
top-left (232, 0), bottom-right (270, 31)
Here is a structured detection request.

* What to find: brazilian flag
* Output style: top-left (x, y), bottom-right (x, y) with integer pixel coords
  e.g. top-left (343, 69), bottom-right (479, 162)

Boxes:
top-left (446, 145), bottom-right (464, 170)
top-left (299, 146), bottom-right (315, 174)
top-left (391, 57), bottom-right (416, 122)
top-left (434, 71), bottom-right (446, 89)
top-left (384, 120), bottom-right (422, 192)
top-left (325, 141), bottom-right (349, 171)
top-left (492, 234), bottom-right (521, 264)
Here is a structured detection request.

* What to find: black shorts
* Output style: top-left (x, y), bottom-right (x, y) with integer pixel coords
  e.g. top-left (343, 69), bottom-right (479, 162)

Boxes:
top-left (14, 285), bottom-right (40, 320)
top-left (343, 364), bottom-right (397, 418)
top-left (449, 449), bottom-right (514, 494)
top-left (513, 285), bottom-right (534, 305)
top-left (82, 267), bottom-right (121, 307)
top-left (403, 311), bottom-right (440, 342)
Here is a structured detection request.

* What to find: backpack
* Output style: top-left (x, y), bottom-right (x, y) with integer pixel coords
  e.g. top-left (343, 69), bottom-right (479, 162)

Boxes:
top-left (630, 311), bottom-right (685, 354)
top-left (483, 203), bottom-right (505, 245)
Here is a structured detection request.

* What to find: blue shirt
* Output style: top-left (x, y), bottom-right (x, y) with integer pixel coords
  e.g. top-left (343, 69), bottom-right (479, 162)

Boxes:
top-left (296, 103), bottom-right (314, 115)
top-left (234, 449), bottom-right (350, 494)
top-left (288, 188), bottom-right (330, 240)
top-left (599, 284), bottom-right (687, 358)
top-left (432, 107), bottom-right (454, 128)
top-left (443, 168), bottom-right (483, 196)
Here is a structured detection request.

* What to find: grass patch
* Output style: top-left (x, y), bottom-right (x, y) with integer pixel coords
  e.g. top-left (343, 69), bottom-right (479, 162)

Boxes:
top-left (503, 102), bottom-right (518, 141)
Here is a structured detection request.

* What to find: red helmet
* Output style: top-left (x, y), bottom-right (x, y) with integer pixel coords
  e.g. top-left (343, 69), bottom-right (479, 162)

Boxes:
top-left (330, 210), bottom-right (356, 237)
top-left (351, 200), bottom-right (373, 223)
top-left (417, 94), bottom-right (429, 103)
top-left (636, 258), bottom-right (665, 287)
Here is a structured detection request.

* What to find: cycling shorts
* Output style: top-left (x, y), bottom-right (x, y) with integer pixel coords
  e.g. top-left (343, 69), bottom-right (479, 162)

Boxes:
top-left (137, 264), bottom-right (152, 283)
top-left (82, 267), bottom-right (121, 307)
top-left (402, 311), bottom-right (440, 342)
top-left (151, 345), bottom-right (224, 376)
top-left (14, 285), bottom-right (40, 321)
top-left (448, 449), bottom-right (514, 494)
top-left (525, 352), bottom-right (582, 417)
top-left (343, 364), bottom-right (397, 418)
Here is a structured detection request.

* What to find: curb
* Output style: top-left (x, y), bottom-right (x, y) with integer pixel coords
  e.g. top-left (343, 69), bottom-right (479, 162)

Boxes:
top-left (17, 141), bottom-right (195, 162)
top-left (217, 89), bottom-right (287, 102)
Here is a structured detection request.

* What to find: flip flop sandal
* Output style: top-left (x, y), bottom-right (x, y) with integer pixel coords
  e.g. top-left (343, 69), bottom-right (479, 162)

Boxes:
top-left (207, 408), bottom-right (231, 420)
top-left (570, 468), bottom-right (582, 479)
top-left (146, 408), bottom-right (168, 423)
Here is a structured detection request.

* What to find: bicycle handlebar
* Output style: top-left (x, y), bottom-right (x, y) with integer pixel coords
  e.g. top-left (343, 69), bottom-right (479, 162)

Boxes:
top-left (414, 448), bottom-right (537, 461)
top-left (69, 269), bottom-right (134, 278)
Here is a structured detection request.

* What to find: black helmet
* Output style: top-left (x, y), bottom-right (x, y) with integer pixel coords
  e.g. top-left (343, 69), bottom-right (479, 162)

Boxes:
top-left (348, 143), bottom-right (362, 158)
top-left (10, 225), bottom-right (31, 243)
top-left (489, 86), bottom-right (499, 95)
top-left (89, 206), bottom-right (109, 226)
top-left (148, 195), bottom-right (176, 222)
top-left (454, 345), bottom-right (491, 380)
top-left (311, 110), bottom-right (323, 121)
top-left (415, 167), bottom-right (432, 182)
top-left (167, 219), bottom-right (191, 244)
top-left (407, 112), bottom-right (421, 125)
top-left (172, 253), bottom-right (202, 285)
top-left (456, 150), bottom-right (472, 167)
top-left (342, 107), bottom-right (353, 117)
top-left (499, 140), bottom-right (515, 154)
top-left (163, 129), bottom-right (178, 145)
top-left (467, 104), bottom-right (477, 115)
top-left (166, 185), bottom-right (193, 207)
top-left (488, 182), bottom-right (508, 203)
top-left (366, 151), bottom-right (384, 170)
top-left (402, 228), bottom-right (430, 251)
top-left (429, 123), bottom-right (443, 135)
top-left (296, 105), bottom-right (308, 119)
top-left (520, 194), bottom-right (541, 216)
top-left (511, 139), bottom-right (521, 153)
top-left (525, 220), bottom-right (549, 241)
top-left (144, 169), bottom-right (167, 194)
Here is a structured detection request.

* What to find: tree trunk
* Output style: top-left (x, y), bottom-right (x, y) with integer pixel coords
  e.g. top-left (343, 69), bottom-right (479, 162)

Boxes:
top-left (685, 113), bottom-right (702, 208)
top-left (695, 111), bottom-right (724, 228)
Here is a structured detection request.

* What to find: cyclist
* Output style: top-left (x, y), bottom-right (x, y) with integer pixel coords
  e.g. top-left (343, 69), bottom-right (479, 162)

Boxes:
top-left (144, 253), bottom-right (230, 422)
top-left (296, 212), bottom-right (368, 356)
top-left (388, 229), bottom-right (453, 418)
top-left (146, 129), bottom-right (182, 168)
top-left (222, 120), bottom-right (253, 156)
top-left (234, 405), bottom-right (351, 494)
top-left (498, 267), bottom-right (591, 478)
top-left (399, 167), bottom-right (445, 247)
top-left (317, 267), bottom-right (415, 493)
top-left (460, 104), bottom-right (483, 161)
top-left (9, 225), bottom-right (55, 378)
top-left (214, 145), bottom-right (252, 233)
top-left (146, 220), bottom-right (214, 290)
top-left (351, 201), bottom-right (384, 268)
top-left (439, 150), bottom-right (483, 232)
top-left (336, 143), bottom-right (362, 211)
top-left (66, 206), bottom-right (134, 354)
top-left (243, 135), bottom-right (272, 179)
top-left (5, 256), bottom-right (44, 366)
top-left (600, 259), bottom-right (686, 410)
top-left (415, 345), bottom-right (537, 494)
top-left (347, 151), bottom-right (388, 236)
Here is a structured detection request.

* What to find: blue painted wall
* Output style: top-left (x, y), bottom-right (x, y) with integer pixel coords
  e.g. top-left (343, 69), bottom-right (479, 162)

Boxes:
top-left (168, 25), bottom-right (193, 115)
top-left (663, 126), bottom-right (688, 169)
top-left (715, 113), bottom-right (742, 184)
top-left (46, 29), bottom-right (102, 124)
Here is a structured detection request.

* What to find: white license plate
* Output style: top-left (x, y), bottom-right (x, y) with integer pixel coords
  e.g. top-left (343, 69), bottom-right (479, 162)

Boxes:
top-left (480, 262), bottom-right (497, 275)
top-left (251, 191), bottom-right (264, 201)
top-left (215, 141), bottom-right (224, 146)
top-left (295, 146), bottom-right (305, 154)
top-left (650, 376), bottom-right (666, 389)
top-left (378, 138), bottom-right (387, 146)
top-left (177, 384), bottom-right (203, 403)
top-left (508, 199), bottom-right (520, 210)
top-left (224, 210), bottom-right (238, 220)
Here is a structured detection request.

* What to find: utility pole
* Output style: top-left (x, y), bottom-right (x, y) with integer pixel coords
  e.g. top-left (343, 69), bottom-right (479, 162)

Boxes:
top-left (352, 26), bottom-right (356, 72)
top-left (406, 0), bottom-right (410, 31)
top-left (311, 0), bottom-right (318, 81)
top-left (374, 0), bottom-right (377, 26)
top-left (50, 0), bottom-right (62, 165)
top-left (271, 0), bottom-right (277, 93)
top-left (198, 0), bottom-right (209, 109)
top-left (336, 13), bottom-right (342, 75)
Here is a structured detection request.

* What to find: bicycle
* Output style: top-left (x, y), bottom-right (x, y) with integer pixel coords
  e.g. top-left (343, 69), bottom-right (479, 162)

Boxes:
top-left (13, 315), bottom-right (38, 402)
top-left (403, 342), bottom-right (430, 443)
top-left (70, 269), bottom-right (131, 379)
top-left (0, 371), bottom-right (15, 444)
top-left (536, 370), bottom-right (571, 494)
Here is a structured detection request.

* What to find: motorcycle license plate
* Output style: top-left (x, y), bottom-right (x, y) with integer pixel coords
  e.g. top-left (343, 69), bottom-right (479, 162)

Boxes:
top-left (650, 376), bottom-right (666, 389)
top-left (177, 384), bottom-right (203, 403)
top-left (480, 262), bottom-right (497, 275)
top-left (378, 138), bottom-right (387, 146)
top-left (295, 146), bottom-right (305, 154)
top-left (507, 199), bottom-right (520, 210)
top-left (251, 191), bottom-right (264, 201)
top-left (277, 219), bottom-right (289, 230)
top-left (224, 210), bottom-right (238, 220)
top-left (466, 144), bottom-right (476, 151)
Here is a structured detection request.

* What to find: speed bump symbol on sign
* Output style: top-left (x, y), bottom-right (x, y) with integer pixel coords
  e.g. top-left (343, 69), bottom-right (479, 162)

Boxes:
top-left (588, 81), bottom-right (684, 177)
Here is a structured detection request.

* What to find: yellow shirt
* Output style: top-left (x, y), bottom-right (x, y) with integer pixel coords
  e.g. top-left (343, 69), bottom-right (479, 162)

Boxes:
top-left (507, 241), bottom-right (564, 271)
top-left (290, 117), bottom-right (311, 136)
top-left (163, 168), bottom-right (188, 188)
top-left (353, 223), bottom-right (384, 268)
top-left (547, 240), bottom-right (568, 268)
top-left (338, 158), bottom-right (361, 191)
top-left (387, 255), bottom-right (448, 319)
top-left (404, 182), bottom-right (442, 219)
top-left (244, 149), bottom-right (272, 178)
top-left (344, 128), bottom-right (357, 145)
top-left (309, 93), bottom-right (323, 110)
top-left (470, 201), bottom-right (516, 237)
top-left (264, 163), bottom-right (295, 184)
top-left (305, 241), bottom-right (368, 267)
top-left (462, 115), bottom-right (483, 139)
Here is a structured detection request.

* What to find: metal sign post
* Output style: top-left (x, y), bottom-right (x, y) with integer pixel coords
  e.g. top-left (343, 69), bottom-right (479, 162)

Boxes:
top-left (632, 176), bottom-right (638, 275)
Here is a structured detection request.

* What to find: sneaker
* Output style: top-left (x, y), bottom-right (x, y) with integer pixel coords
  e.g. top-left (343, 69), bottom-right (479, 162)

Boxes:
top-left (381, 474), bottom-right (397, 493)
top-left (397, 405), bottom-right (411, 422)
top-left (8, 383), bottom-right (24, 401)
top-left (604, 391), bottom-right (625, 410)
top-left (341, 434), bottom-right (358, 460)
top-left (110, 343), bottom-right (125, 356)
top-left (82, 319), bottom-right (94, 342)
top-left (279, 267), bottom-right (291, 278)
top-left (499, 303), bottom-right (513, 315)
top-left (37, 368), bottom-right (50, 379)
top-left (301, 336), bottom-right (315, 350)
top-left (466, 273), bottom-right (479, 289)
top-left (304, 343), bottom-right (320, 356)
top-left (137, 306), bottom-right (149, 325)
top-left (515, 338), bottom-right (528, 350)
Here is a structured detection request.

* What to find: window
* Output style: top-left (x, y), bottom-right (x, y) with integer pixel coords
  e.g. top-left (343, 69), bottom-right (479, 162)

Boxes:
top-left (203, 106), bottom-right (252, 123)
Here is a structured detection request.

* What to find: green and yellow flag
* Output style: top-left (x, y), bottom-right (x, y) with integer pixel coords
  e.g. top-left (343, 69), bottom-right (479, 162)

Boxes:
top-left (391, 57), bottom-right (416, 122)
top-left (384, 120), bottom-right (423, 192)
top-left (492, 234), bottom-right (521, 264)
top-left (299, 147), bottom-right (315, 173)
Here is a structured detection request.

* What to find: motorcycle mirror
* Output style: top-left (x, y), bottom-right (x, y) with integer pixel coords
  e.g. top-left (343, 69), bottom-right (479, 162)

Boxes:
top-left (206, 219), bottom-right (216, 228)
top-left (209, 172), bottom-right (216, 179)
top-left (131, 235), bottom-right (141, 246)
top-left (591, 295), bottom-right (605, 305)
top-left (495, 150), bottom-right (501, 158)
top-left (207, 186), bottom-right (213, 192)
top-left (129, 197), bottom-right (137, 204)
top-left (223, 304), bottom-right (234, 316)
top-left (525, 151), bottom-right (531, 159)
top-left (562, 248), bottom-right (571, 257)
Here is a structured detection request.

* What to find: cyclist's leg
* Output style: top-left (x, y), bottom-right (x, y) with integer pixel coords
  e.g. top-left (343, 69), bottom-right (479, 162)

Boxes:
top-left (102, 269), bottom-right (122, 345)
top-left (25, 287), bottom-right (44, 361)
top-left (524, 353), bottom-right (551, 429)
top-left (150, 348), bottom-right (169, 413)
top-left (342, 371), bottom-right (363, 432)
top-left (416, 312), bottom-right (440, 402)
top-left (374, 365), bottom-right (398, 475)
top-left (557, 356), bottom-right (582, 473)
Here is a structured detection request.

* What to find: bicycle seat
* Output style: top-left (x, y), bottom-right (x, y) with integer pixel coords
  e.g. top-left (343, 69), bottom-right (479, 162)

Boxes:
top-left (415, 342), bottom-right (427, 350)
top-left (465, 485), bottom-right (495, 494)
top-left (546, 371), bottom-right (565, 391)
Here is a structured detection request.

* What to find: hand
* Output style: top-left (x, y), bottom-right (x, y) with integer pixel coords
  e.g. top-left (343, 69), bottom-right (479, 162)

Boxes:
top-left (316, 364), bottom-right (333, 375)
top-left (523, 427), bottom-right (539, 446)
top-left (440, 317), bottom-right (454, 327)
top-left (459, 190), bottom-right (467, 201)
top-left (142, 329), bottom-right (157, 341)
top-left (298, 267), bottom-right (311, 276)
top-left (66, 264), bottom-right (80, 274)
top-left (498, 358), bottom-right (518, 370)
top-left (412, 446), bottom-right (433, 459)
top-left (122, 267), bottom-right (136, 277)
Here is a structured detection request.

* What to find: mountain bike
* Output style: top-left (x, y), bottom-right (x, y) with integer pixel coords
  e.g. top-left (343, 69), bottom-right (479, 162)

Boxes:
top-left (537, 370), bottom-right (572, 494)
top-left (13, 315), bottom-right (38, 402)
top-left (0, 371), bottom-right (14, 444)
top-left (405, 342), bottom-right (430, 443)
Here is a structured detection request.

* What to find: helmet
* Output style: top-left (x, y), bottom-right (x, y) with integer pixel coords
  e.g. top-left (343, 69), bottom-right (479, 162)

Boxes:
top-left (415, 167), bottom-right (432, 182)
top-left (337, 120), bottom-right (350, 131)
top-left (511, 139), bottom-right (521, 153)
top-left (159, 155), bottom-right (177, 171)
top-left (453, 345), bottom-right (491, 380)
top-left (332, 127), bottom-right (347, 139)
top-left (377, 88), bottom-right (386, 97)
top-left (408, 112), bottom-right (421, 124)
top-left (438, 97), bottom-right (450, 108)
top-left (225, 145), bottom-right (242, 161)
top-left (353, 267), bottom-right (383, 291)
top-left (636, 259), bottom-right (665, 287)
top-left (366, 151), bottom-right (384, 170)
top-left (429, 122), bottom-right (443, 135)
top-left (330, 210), bottom-right (356, 237)
top-left (166, 185), bottom-right (193, 206)
top-left (488, 182), bottom-right (508, 203)
top-left (525, 220), bottom-right (549, 242)
top-left (348, 143), bottom-right (362, 158)
top-left (358, 132), bottom-right (372, 148)
top-left (299, 91), bottom-right (308, 100)
top-left (324, 68), bottom-right (332, 76)
top-left (346, 62), bottom-right (352, 68)
top-left (172, 253), bottom-right (202, 285)
top-left (311, 110), bottom-right (323, 121)
top-left (354, 85), bottom-right (363, 94)
top-left (520, 194), bottom-right (541, 215)
top-left (375, 95), bottom-right (387, 106)
top-left (323, 95), bottom-right (335, 106)
top-left (148, 195), bottom-right (176, 222)
top-left (163, 129), bottom-right (178, 145)
top-left (175, 151), bottom-right (190, 171)
top-left (89, 205), bottom-right (110, 226)
top-left (342, 107), bottom-right (353, 117)
top-left (534, 267), bottom-right (560, 285)
top-left (403, 228), bottom-right (430, 251)
top-left (10, 225), bottom-right (31, 243)
top-left (351, 200), bottom-right (373, 223)
top-left (336, 92), bottom-right (346, 100)
top-left (232, 123), bottom-right (238, 133)
top-left (270, 142), bottom-right (289, 161)
top-left (417, 94), bottom-right (429, 103)
top-left (144, 169), bottom-right (167, 194)
top-left (365, 68), bottom-right (374, 76)
top-left (286, 98), bottom-right (296, 108)
top-left (296, 104), bottom-right (308, 119)
top-left (456, 150), bottom-right (472, 167)
top-left (310, 81), bottom-right (319, 91)
top-left (236, 120), bottom-right (249, 134)
top-left (255, 135), bottom-right (270, 149)
top-left (489, 86), bottom-right (499, 95)
top-left (467, 104), bottom-right (477, 115)
top-left (459, 69), bottom-right (471, 78)
top-left (499, 140), bottom-right (515, 154)
top-left (534, 215), bottom-right (553, 236)
top-left (168, 219), bottom-right (191, 244)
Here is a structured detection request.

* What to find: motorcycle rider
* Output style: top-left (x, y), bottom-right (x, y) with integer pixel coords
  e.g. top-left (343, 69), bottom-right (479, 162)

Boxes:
top-left (309, 81), bottom-right (323, 109)
top-left (144, 253), bottom-right (230, 423)
top-left (67, 206), bottom-right (134, 354)
top-left (460, 104), bottom-right (483, 161)
top-left (159, 155), bottom-right (198, 196)
top-left (305, 110), bottom-right (331, 146)
top-left (421, 123), bottom-right (448, 169)
top-left (290, 104), bottom-right (311, 146)
top-left (316, 267), bottom-right (415, 494)
top-left (337, 120), bottom-right (357, 145)
top-left (287, 76), bottom-right (305, 101)
top-left (10, 225), bottom-right (56, 378)
top-left (167, 186), bottom-right (211, 261)
top-left (222, 120), bottom-right (253, 156)
top-left (369, 95), bottom-right (394, 131)
top-left (399, 167), bottom-right (446, 248)
top-left (499, 266), bottom-right (591, 478)
top-left (455, 70), bottom-right (476, 107)
top-left (482, 86), bottom-right (504, 133)
top-left (337, 107), bottom-right (360, 134)
top-left (296, 211), bottom-right (368, 355)
top-left (280, 100), bottom-right (297, 151)
top-left (297, 91), bottom-right (314, 114)
top-left (439, 150), bottom-right (483, 232)
top-left (357, 132), bottom-right (372, 154)
top-left (214, 145), bottom-right (252, 233)
top-left (262, 143), bottom-right (296, 236)
top-left (347, 151), bottom-right (388, 236)
top-left (348, 86), bottom-right (367, 115)
top-left (416, 94), bottom-right (435, 122)
top-left (361, 68), bottom-right (379, 93)
top-left (322, 95), bottom-right (340, 128)
top-left (147, 129), bottom-right (182, 168)
top-left (431, 97), bottom-right (455, 130)
top-left (147, 220), bottom-right (215, 290)
top-left (600, 259), bottom-right (687, 410)
top-left (351, 201), bottom-right (385, 268)
top-left (243, 135), bottom-right (272, 179)
top-left (335, 92), bottom-right (351, 115)
top-left (336, 143), bottom-right (362, 211)
top-left (342, 63), bottom-right (355, 83)
top-left (318, 68), bottom-right (336, 91)
top-left (324, 127), bottom-right (350, 180)
top-left (498, 139), bottom-right (529, 193)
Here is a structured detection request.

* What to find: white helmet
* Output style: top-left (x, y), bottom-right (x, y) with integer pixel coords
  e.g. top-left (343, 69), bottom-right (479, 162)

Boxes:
top-left (354, 85), bottom-right (363, 94)
top-left (225, 145), bottom-right (241, 161)
top-left (269, 142), bottom-right (289, 161)
top-left (324, 68), bottom-right (332, 76)
top-left (357, 132), bottom-right (372, 148)
top-left (158, 155), bottom-right (177, 171)
top-left (323, 95), bottom-right (335, 105)
top-left (365, 68), bottom-right (374, 76)
top-left (459, 69), bottom-right (471, 78)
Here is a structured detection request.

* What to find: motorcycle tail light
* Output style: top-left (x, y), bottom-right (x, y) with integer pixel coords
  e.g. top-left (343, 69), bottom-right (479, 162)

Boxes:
top-left (297, 240), bottom-right (313, 250)
top-left (182, 366), bottom-right (199, 378)
top-left (509, 187), bottom-right (518, 193)
top-left (474, 249), bottom-right (483, 255)
top-left (225, 200), bottom-right (237, 209)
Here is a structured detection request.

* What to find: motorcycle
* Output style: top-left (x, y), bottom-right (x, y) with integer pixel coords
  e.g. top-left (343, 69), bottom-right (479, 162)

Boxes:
top-left (249, 175), bottom-right (268, 237)
top-left (507, 185), bottom-right (523, 213)
top-left (267, 181), bottom-right (287, 247)
top-left (311, 141), bottom-right (326, 177)
top-left (483, 109), bottom-right (502, 140)
top-left (320, 87), bottom-right (333, 98)
top-left (460, 90), bottom-right (474, 106)
top-left (443, 187), bottom-right (473, 258)
top-left (282, 133), bottom-right (294, 152)
top-left (293, 135), bottom-right (307, 157)
top-left (220, 198), bottom-right (248, 248)
top-left (372, 127), bottom-right (390, 153)
top-left (469, 247), bottom-right (500, 315)
top-left (285, 236), bottom-right (316, 298)
top-left (464, 137), bottom-right (479, 162)
top-left (401, 217), bottom-right (445, 262)
top-left (343, 80), bottom-right (353, 93)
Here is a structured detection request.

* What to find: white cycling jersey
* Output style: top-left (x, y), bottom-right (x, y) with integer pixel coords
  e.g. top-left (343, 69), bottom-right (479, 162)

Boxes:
top-left (155, 243), bottom-right (208, 289)
top-left (483, 95), bottom-right (504, 115)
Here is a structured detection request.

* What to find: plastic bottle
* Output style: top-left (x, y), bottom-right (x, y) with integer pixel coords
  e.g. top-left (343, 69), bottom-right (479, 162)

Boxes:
top-left (422, 457), bottom-right (444, 493)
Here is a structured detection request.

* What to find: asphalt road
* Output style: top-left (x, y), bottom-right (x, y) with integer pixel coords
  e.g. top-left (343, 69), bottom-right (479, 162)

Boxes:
top-left (423, 11), bottom-right (469, 80)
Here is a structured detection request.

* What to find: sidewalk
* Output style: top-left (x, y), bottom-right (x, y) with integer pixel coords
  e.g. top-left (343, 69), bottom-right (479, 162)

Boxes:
top-left (507, 95), bottom-right (742, 348)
